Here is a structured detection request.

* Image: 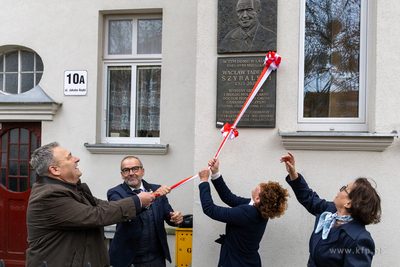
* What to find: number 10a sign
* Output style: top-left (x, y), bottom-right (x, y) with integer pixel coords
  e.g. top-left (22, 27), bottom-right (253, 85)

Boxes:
top-left (64, 70), bottom-right (88, 96)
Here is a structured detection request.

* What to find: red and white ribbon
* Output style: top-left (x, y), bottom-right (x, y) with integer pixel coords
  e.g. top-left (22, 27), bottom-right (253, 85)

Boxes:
top-left (164, 52), bottom-right (281, 193)
top-left (221, 123), bottom-right (239, 140)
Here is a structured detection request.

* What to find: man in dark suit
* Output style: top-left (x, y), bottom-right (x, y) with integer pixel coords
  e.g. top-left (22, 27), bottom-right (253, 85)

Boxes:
top-left (107, 156), bottom-right (183, 267)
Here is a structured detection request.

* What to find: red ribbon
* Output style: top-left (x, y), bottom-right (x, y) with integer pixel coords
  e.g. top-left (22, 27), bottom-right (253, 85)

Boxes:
top-left (264, 51), bottom-right (281, 70)
top-left (221, 123), bottom-right (239, 140)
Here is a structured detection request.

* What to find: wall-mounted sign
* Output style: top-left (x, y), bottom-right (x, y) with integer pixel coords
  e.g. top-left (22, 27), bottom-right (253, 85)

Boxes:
top-left (216, 56), bottom-right (276, 128)
top-left (63, 70), bottom-right (88, 96)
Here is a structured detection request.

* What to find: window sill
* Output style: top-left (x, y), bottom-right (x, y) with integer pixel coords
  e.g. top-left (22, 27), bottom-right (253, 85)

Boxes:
top-left (279, 131), bottom-right (398, 152)
top-left (84, 143), bottom-right (168, 155)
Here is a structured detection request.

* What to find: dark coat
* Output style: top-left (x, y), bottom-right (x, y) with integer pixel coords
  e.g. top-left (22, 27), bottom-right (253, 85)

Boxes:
top-left (107, 179), bottom-right (175, 267)
top-left (199, 176), bottom-right (268, 267)
top-left (26, 176), bottom-right (140, 267)
top-left (286, 173), bottom-right (375, 267)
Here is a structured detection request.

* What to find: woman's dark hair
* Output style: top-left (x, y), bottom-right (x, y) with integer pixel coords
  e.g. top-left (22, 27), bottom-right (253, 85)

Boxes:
top-left (254, 181), bottom-right (289, 219)
top-left (346, 178), bottom-right (381, 225)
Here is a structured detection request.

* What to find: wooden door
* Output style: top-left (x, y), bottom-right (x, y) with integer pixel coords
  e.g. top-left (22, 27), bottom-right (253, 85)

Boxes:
top-left (0, 122), bottom-right (41, 267)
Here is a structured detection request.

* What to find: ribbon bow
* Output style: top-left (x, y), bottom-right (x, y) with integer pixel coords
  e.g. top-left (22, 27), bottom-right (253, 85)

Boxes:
top-left (221, 123), bottom-right (239, 140)
top-left (315, 211), bottom-right (353, 240)
top-left (264, 51), bottom-right (281, 71)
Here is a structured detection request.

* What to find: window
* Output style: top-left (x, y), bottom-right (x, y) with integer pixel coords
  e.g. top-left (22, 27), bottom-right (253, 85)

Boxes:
top-left (298, 0), bottom-right (368, 132)
top-left (0, 49), bottom-right (44, 95)
top-left (102, 15), bottom-right (162, 144)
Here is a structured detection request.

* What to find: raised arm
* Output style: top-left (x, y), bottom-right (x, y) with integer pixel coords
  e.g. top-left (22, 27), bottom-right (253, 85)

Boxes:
top-left (280, 152), bottom-right (332, 216)
top-left (280, 151), bottom-right (299, 180)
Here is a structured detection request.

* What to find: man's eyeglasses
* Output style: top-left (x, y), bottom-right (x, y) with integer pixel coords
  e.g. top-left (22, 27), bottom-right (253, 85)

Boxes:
top-left (340, 185), bottom-right (349, 195)
top-left (121, 166), bottom-right (142, 175)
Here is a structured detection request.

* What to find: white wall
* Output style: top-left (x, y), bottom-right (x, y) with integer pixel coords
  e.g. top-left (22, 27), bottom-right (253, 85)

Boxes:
top-left (192, 1), bottom-right (400, 266)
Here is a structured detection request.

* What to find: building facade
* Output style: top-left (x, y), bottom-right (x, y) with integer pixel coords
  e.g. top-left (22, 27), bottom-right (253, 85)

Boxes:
top-left (0, 0), bottom-right (399, 266)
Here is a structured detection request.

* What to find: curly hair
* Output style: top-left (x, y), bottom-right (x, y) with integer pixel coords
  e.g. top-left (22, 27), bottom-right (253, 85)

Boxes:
top-left (254, 181), bottom-right (290, 219)
top-left (346, 178), bottom-right (381, 225)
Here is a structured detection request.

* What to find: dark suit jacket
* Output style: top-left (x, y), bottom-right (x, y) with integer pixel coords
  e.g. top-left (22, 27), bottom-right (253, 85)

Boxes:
top-left (107, 179), bottom-right (175, 267)
top-left (26, 176), bottom-right (140, 267)
top-left (199, 176), bottom-right (268, 267)
top-left (286, 173), bottom-right (375, 267)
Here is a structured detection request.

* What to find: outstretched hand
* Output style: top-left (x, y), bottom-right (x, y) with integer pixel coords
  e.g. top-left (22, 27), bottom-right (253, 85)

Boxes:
top-left (280, 151), bottom-right (298, 181)
top-left (198, 167), bottom-right (211, 183)
top-left (153, 185), bottom-right (171, 198)
top-left (208, 157), bottom-right (219, 174)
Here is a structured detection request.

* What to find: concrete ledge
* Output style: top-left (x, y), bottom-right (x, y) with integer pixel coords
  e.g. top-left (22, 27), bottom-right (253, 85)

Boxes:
top-left (279, 131), bottom-right (398, 152)
top-left (84, 143), bottom-right (168, 155)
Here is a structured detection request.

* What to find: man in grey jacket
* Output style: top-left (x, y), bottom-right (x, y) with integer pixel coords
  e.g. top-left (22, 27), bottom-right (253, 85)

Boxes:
top-left (26, 142), bottom-right (165, 267)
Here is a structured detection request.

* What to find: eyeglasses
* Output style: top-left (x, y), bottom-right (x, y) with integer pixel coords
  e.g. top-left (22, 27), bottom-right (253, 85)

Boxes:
top-left (340, 185), bottom-right (349, 195)
top-left (121, 166), bottom-right (142, 175)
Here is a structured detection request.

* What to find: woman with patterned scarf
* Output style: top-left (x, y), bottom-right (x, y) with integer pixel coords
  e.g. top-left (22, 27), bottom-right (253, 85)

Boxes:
top-left (280, 152), bottom-right (381, 267)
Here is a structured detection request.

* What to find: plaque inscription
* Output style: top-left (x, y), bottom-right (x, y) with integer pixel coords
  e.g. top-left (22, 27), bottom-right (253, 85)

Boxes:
top-left (216, 56), bottom-right (276, 128)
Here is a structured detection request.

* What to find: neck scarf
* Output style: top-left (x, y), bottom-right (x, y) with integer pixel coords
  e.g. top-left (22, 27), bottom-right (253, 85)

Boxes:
top-left (315, 211), bottom-right (353, 239)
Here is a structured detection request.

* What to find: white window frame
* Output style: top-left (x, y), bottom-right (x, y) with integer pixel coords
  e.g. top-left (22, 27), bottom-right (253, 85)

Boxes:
top-left (102, 14), bottom-right (162, 145)
top-left (297, 0), bottom-right (368, 132)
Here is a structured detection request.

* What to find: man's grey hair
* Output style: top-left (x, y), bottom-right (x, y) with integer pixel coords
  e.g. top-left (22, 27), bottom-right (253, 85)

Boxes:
top-left (30, 142), bottom-right (60, 176)
top-left (121, 156), bottom-right (143, 170)
top-left (237, 0), bottom-right (262, 12)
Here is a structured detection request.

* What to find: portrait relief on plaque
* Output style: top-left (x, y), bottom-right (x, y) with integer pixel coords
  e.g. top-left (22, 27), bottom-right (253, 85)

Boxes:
top-left (218, 0), bottom-right (277, 54)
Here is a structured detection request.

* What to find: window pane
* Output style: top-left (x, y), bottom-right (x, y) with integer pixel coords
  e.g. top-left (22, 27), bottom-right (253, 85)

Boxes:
top-left (20, 145), bottom-right (28, 160)
top-left (5, 73), bottom-right (18, 94)
top-left (9, 177), bottom-right (17, 192)
top-left (19, 177), bottom-right (28, 192)
top-left (21, 51), bottom-right (34, 71)
top-left (10, 128), bottom-right (19, 143)
top-left (36, 54), bottom-right (44, 71)
top-left (0, 74), bottom-right (3, 91)
top-left (5, 51), bottom-right (18, 72)
top-left (109, 20), bottom-right (133, 55)
top-left (31, 132), bottom-right (37, 151)
top-left (10, 145), bottom-right (18, 160)
top-left (36, 72), bottom-right (43, 84)
top-left (107, 66), bottom-right (132, 137)
top-left (1, 169), bottom-right (5, 187)
top-left (1, 132), bottom-right (7, 151)
top-left (136, 66), bottom-right (161, 137)
top-left (21, 73), bottom-right (34, 93)
top-left (303, 0), bottom-right (360, 118)
top-left (1, 153), bottom-right (6, 167)
top-left (20, 161), bottom-right (28, 176)
top-left (21, 129), bottom-right (29, 143)
top-left (9, 161), bottom-right (17, 176)
top-left (137, 19), bottom-right (162, 54)
top-left (0, 55), bottom-right (3, 71)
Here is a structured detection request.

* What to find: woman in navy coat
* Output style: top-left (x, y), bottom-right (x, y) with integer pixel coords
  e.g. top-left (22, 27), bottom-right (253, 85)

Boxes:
top-left (198, 158), bottom-right (289, 267)
top-left (280, 152), bottom-right (381, 267)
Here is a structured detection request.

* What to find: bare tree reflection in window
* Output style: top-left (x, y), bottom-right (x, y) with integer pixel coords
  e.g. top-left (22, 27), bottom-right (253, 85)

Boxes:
top-left (304, 0), bottom-right (360, 118)
top-left (109, 20), bottom-right (133, 55)
top-left (137, 19), bottom-right (162, 54)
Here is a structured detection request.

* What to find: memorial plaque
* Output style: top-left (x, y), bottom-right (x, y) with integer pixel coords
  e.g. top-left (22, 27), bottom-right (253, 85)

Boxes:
top-left (216, 56), bottom-right (276, 128)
